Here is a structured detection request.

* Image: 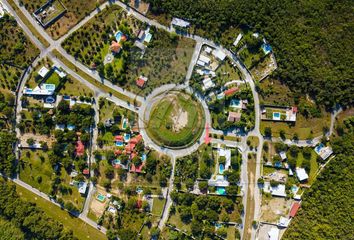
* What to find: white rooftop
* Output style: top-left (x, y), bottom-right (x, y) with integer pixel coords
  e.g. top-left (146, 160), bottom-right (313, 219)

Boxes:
top-left (233, 33), bottom-right (243, 46)
top-left (268, 227), bottom-right (279, 240)
top-left (208, 175), bottom-right (229, 187)
top-left (197, 60), bottom-right (206, 67)
top-left (171, 17), bottom-right (190, 28)
top-left (279, 151), bottom-right (287, 160)
top-left (296, 168), bottom-right (309, 182)
top-left (271, 184), bottom-right (286, 197)
top-left (202, 78), bottom-right (215, 90)
top-left (278, 216), bottom-right (290, 227)
top-left (218, 148), bottom-right (231, 171)
top-left (78, 182), bottom-right (87, 194)
top-left (38, 66), bottom-right (50, 78)
top-left (212, 49), bottom-right (226, 61)
top-left (199, 54), bottom-right (211, 64)
top-left (204, 47), bottom-right (213, 54)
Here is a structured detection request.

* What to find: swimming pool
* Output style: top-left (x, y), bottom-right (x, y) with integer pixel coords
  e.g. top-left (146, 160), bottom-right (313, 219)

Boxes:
top-left (141, 153), bottom-right (147, 162)
top-left (115, 31), bottom-right (123, 42)
top-left (291, 186), bottom-right (299, 194)
top-left (45, 96), bottom-right (55, 103)
top-left (113, 159), bottom-right (121, 165)
top-left (115, 141), bottom-right (123, 147)
top-left (219, 164), bottom-right (225, 174)
top-left (273, 112), bottom-right (281, 120)
top-left (315, 143), bottom-right (324, 153)
top-left (216, 187), bottom-right (226, 195)
top-left (124, 133), bottom-right (131, 142)
top-left (230, 99), bottom-right (241, 108)
top-left (122, 118), bottom-right (128, 129)
top-left (96, 194), bottom-right (106, 202)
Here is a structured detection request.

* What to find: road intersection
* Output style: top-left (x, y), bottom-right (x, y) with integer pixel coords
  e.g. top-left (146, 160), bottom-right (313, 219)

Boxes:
top-left (3, 0), bottom-right (341, 239)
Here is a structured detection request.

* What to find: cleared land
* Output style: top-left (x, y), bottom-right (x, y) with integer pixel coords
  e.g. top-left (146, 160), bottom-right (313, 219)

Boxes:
top-left (147, 92), bottom-right (204, 147)
top-left (21, 0), bottom-right (105, 39)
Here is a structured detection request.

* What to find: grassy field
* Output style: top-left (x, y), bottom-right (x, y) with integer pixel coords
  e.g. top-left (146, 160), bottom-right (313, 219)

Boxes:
top-left (147, 92), bottom-right (204, 147)
top-left (247, 136), bottom-right (259, 148)
top-left (15, 184), bottom-right (107, 240)
top-left (19, 149), bottom-right (85, 210)
top-left (52, 50), bottom-right (139, 105)
top-left (59, 76), bottom-right (94, 97)
top-left (259, 78), bottom-right (295, 106)
top-left (260, 111), bottom-right (331, 139)
top-left (215, 59), bottom-right (242, 86)
top-left (21, 0), bottom-right (105, 39)
top-left (151, 197), bottom-right (165, 216)
top-left (7, 0), bottom-right (50, 47)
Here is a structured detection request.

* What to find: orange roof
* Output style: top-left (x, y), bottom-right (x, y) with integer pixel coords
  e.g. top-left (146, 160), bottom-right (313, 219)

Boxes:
top-left (110, 41), bottom-right (121, 53)
top-left (83, 169), bottom-right (90, 175)
top-left (224, 87), bottom-right (239, 96)
top-left (125, 143), bottom-right (135, 153)
top-left (290, 202), bottom-right (300, 217)
top-left (121, 35), bottom-right (127, 42)
top-left (114, 149), bottom-right (122, 155)
top-left (130, 135), bottom-right (142, 144)
top-left (75, 140), bottom-right (85, 157)
top-left (136, 78), bottom-right (146, 88)
top-left (115, 135), bottom-right (123, 141)
top-left (130, 162), bottom-right (145, 173)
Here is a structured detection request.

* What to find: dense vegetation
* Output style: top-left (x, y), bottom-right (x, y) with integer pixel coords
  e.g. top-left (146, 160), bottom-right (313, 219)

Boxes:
top-left (283, 117), bottom-right (354, 239)
top-left (0, 179), bottom-right (76, 239)
top-left (0, 131), bottom-right (17, 176)
top-left (147, 0), bottom-right (354, 107)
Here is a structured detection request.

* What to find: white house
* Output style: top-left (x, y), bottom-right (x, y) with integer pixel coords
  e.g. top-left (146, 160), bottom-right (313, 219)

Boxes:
top-left (270, 184), bottom-right (286, 197)
top-left (279, 151), bottom-right (287, 161)
top-left (199, 54), bottom-right (211, 64)
top-left (208, 175), bottom-right (229, 187)
top-left (38, 66), bottom-right (50, 78)
top-left (296, 168), bottom-right (309, 182)
top-left (212, 49), bottom-right (226, 61)
top-left (268, 227), bottom-right (279, 240)
top-left (202, 78), bottom-right (215, 90)
top-left (171, 17), bottom-right (190, 28)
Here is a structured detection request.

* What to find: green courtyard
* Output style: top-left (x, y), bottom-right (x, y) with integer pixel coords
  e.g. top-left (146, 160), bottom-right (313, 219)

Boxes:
top-left (146, 91), bottom-right (205, 148)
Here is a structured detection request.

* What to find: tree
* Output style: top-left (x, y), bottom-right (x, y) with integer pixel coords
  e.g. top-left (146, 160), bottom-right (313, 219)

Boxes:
top-left (191, 219), bottom-right (203, 236)
top-left (26, 138), bottom-right (35, 146)
top-left (264, 127), bottom-right (272, 138)
top-left (289, 145), bottom-right (299, 158)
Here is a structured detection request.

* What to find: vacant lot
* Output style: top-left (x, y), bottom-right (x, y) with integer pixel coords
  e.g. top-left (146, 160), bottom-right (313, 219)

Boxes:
top-left (147, 92), bottom-right (204, 147)
top-left (21, 0), bottom-right (105, 39)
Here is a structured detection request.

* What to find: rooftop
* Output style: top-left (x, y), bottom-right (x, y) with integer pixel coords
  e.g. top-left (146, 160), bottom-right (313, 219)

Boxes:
top-left (295, 168), bottom-right (309, 182)
top-left (171, 17), bottom-right (190, 28)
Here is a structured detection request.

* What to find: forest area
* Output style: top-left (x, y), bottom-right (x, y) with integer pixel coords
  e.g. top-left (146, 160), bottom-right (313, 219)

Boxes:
top-left (146, 0), bottom-right (354, 108)
top-left (283, 117), bottom-right (354, 239)
top-left (0, 179), bottom-right (76, 240)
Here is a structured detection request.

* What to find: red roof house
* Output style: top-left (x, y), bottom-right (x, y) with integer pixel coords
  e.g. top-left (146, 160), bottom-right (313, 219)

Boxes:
top-left (130, 162), bottom-right (145, 173)
top-left (115, 135), bottom-right (124, 142)
top-left (75, 140), bottom-right (85, 157)
top-left (136, 76), bottom-right (148, 88)
top-left (289, 202), bottom-right (300, 218)
top-left (114, 149), bottom-right (122, 156)
top-left (110, 41), bottom-right (121, 53)
top-left (136, 199), bottom-right (143, 209)
top-left (125, 143), bottom-right (136, 153)
top-left (83, 168), bottom-right (90, 175)
top-left (130, 135), bottom-right (142, 144)
top-left (224, 87), bottom-right (239, 96)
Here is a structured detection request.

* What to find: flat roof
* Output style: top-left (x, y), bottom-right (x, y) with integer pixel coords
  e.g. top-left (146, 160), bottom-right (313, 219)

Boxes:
top-left (296, 168), bottom-right (309, 181)
top-left (171, 17), bottom-right (190, 27)
top-left (212, 49), bottom-right (226, 61)
top-left (38, 66), bottom-right (50, 78)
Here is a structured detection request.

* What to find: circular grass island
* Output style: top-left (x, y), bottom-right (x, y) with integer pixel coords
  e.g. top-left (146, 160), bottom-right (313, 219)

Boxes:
top-left (146, 91), bottom-right (205, 148)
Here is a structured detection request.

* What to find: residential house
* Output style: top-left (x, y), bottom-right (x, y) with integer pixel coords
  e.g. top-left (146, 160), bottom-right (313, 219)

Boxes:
top-left (136, 76), bottom-right (148, 88)
top-left (228, 112), bottom-right (241, 122)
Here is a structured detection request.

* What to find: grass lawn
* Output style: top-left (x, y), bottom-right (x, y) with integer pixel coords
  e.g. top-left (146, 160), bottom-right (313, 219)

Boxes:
top-left (215, 59), bottom-right (242, 86)
top-left (227, 226), bottom-right (236, 240)
top-left (52, 50), bottom-right (140, 106)
top-left (151, 197), bottom-right (165, 216)
top-left (19, 150), bottom-right (53, 194)
top-left (168, 213), bottom-right (191, 232)
top-left (19, 149), bottom-right (85, 210)
top-left (247, 136), bottom-right (259, 148)
top-left (15, 184), bottom-right (107, 240)
top-left (59, 75), bottom-right (94, 97)
top-left (260, 110), bottom-right (331, 139)
top-left (45, 71), bottom-right (61, 85)
top-left (147, 92), bottom-right (204, 147)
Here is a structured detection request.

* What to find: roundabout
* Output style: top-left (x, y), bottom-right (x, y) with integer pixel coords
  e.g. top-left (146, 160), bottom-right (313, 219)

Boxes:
top-left (145, 90), bottom-right (205, 149)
